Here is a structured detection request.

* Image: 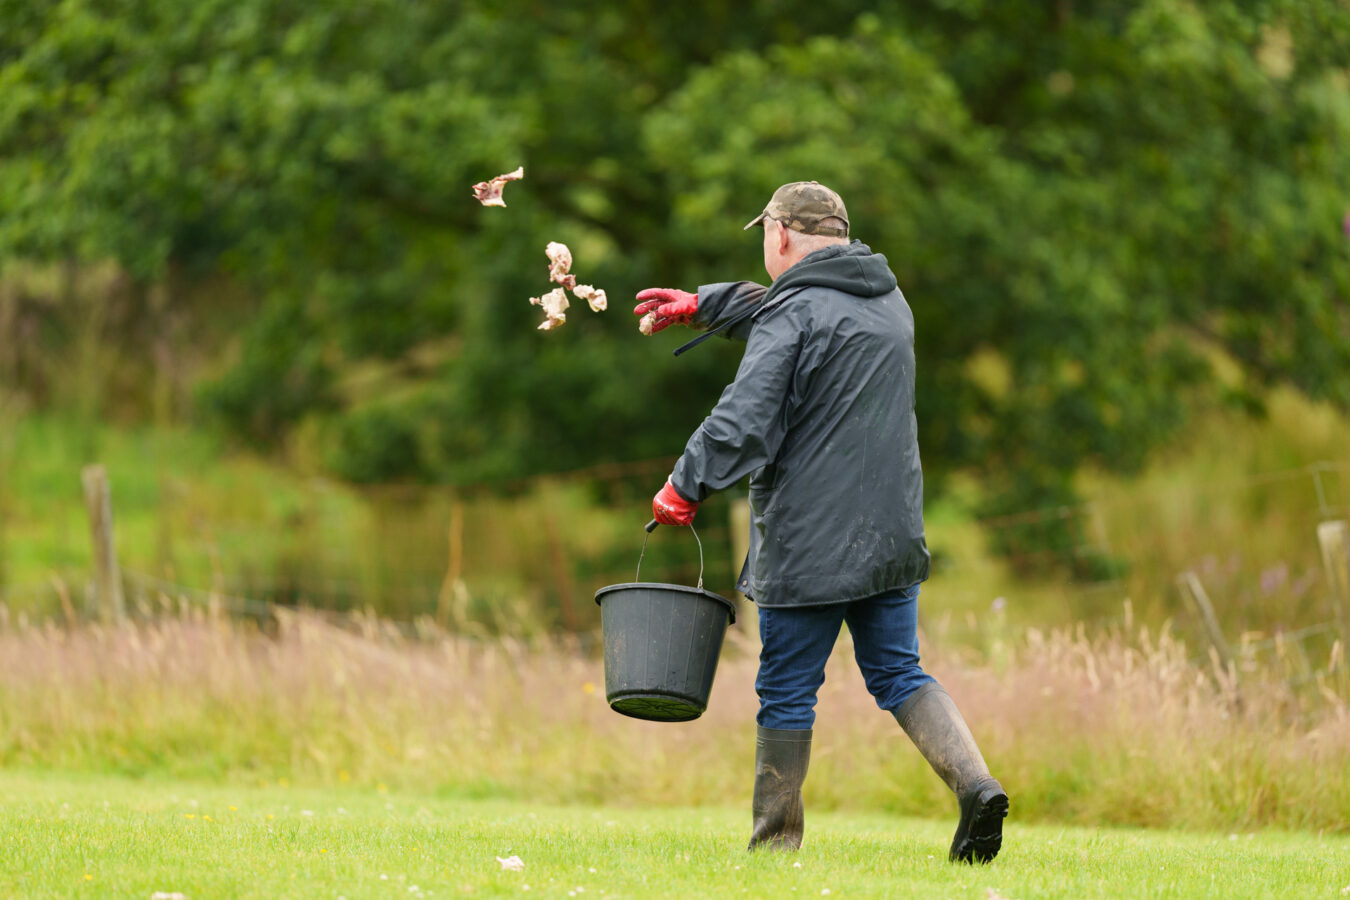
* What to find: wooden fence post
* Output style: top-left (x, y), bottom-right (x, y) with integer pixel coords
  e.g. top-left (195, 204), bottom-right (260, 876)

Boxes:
top-left (729, 497), bottom-right (753, 632)
top-left (1177, 570), bottom-right (1240, 703)
top-left (436, 499), bottom-right (465, 627)
top-left (81, 464), bottom-right (125, 622)
top-left (1316, 520), bottom-right (1350, 692)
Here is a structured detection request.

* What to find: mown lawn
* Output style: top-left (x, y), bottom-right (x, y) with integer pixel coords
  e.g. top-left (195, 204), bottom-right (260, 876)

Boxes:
top-left (2, 770), bottom-right (1346, 899)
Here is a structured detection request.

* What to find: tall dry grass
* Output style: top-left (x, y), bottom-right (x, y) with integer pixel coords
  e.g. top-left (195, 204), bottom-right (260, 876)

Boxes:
top-left (0, 606), bottom-right (1345, 834)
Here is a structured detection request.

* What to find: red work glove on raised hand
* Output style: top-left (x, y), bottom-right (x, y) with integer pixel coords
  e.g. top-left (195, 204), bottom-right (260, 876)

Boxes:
top-left (652, 479), bottom-right (699, 526)
top-left (633, 288), bottom-right (698, 334)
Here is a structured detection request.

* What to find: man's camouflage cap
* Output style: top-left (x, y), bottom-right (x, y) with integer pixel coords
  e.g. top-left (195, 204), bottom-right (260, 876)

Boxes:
top-left (743, 181), bottom-right (849, 237)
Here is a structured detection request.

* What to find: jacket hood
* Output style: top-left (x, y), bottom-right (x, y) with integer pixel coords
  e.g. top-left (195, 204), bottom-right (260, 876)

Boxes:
top-left (765, 240), bottom-right (898, 304)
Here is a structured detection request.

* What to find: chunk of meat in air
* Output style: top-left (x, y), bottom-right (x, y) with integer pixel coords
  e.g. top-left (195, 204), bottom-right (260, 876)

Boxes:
top-left (531, 287), bottom-right (570, 330)
top-left (546, 241), bottom-right (576, 289)
top-left (471, 166), bottom-right (524, 207)
top-left (573, 284), bottom-right (607, 313)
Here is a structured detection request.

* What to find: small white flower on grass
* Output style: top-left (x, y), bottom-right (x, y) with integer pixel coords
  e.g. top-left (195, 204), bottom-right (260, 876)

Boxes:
top-left (380, 875), bottom-right (389, 880)
top-left (301, 810), bottom-right (315, 817)
top-left (497, 855), bottom-right (526, 871)
top-left (986, 889), bottom-right (1014, 900)
top-left (793, 862), bottom-right (802, 868)
top-left (151, 893), bottom-right (186, 900)
top-left (822, 891), bottom-right (831, 896)
top-left (589, 868), bottom-right (597, 874)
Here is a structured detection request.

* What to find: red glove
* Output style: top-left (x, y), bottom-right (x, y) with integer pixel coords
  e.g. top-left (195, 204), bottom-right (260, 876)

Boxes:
top-left (652, 480), bottom-right (699, 526)
top-left (633, 288), bottom-right (698, 334)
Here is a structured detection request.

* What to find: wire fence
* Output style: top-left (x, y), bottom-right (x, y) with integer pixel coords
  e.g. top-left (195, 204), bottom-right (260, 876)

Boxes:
top-left (1, 458), bottom-right (1348, 680)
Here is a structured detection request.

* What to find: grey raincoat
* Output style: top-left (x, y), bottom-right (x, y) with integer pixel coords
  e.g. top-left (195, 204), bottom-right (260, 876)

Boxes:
top-left (669, 240), bottom-right (930, 607)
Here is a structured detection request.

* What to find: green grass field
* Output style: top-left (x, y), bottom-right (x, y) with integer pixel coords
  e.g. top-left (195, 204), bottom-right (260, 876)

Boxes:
top-left (3, 771), bottom-right (1346, 900)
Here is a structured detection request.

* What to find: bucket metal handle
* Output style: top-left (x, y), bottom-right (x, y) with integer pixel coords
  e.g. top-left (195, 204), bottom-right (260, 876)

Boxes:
top-left (637, 520), bottom-right (705, 590)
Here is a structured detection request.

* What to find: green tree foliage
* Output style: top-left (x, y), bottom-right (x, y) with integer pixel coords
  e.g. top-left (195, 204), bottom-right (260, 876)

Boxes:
top-left (652, 4), bottom-right (1350, 512)
top-left (2, 0), bottom-right (1348, 514)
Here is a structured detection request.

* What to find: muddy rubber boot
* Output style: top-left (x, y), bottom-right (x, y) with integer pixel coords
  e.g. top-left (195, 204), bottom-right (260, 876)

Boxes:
top-left (747, 726), bottom-right (812, 851)
top-left (893, 682), bottom-right (1008, 864)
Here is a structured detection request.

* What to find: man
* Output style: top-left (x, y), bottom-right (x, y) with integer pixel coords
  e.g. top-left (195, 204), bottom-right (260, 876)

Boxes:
top-left (633, 182), bottom-right (1008, 863)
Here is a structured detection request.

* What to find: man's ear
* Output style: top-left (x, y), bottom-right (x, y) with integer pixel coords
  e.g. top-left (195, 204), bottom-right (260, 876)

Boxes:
top-left (776, 220), bottom-right (792, 254)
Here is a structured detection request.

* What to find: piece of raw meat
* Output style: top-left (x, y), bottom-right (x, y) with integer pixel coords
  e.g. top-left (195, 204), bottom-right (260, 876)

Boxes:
top-left (472, 166), bottom-right (524, 207)
top-left (545, 241), bottom-right (576, 289)
top-left (531, 287), bottom-right (570, 330)
top-left (573, 284), bottom-right (607, 313)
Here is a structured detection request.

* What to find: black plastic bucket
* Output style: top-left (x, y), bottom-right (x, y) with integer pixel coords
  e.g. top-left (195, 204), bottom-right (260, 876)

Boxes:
top-left (594, 523), bottom-right (736, 722)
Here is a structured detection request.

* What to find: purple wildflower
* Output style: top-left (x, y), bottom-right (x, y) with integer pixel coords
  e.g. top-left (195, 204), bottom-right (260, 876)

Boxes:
top-left (1259, 563), bottom-right (1288, 596)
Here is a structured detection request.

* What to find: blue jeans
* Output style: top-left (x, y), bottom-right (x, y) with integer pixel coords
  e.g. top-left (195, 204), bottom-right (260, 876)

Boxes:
top-left (755, 583), bottom-right (935, 730)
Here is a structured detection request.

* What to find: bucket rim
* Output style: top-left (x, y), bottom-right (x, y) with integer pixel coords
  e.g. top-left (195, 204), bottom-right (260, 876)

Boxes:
top-left (594, 581), bottom-right (736, 624)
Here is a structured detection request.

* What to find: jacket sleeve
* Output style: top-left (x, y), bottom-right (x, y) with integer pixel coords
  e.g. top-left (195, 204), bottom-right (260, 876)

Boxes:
top-left (692, 281), bottom-right (768, 343)
top-left (670, 308), bottom-right (802, 501)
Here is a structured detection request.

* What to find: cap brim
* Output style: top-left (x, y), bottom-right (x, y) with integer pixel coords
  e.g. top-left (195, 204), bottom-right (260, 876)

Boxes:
top-left (743, 211), bottom-right (768, 231)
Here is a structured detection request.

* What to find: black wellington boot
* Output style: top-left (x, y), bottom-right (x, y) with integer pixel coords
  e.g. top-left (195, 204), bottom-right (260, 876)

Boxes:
top-left (747, 726), bottom-right (812, 851)
top-left (893, 682), bottom-right (1008, 864)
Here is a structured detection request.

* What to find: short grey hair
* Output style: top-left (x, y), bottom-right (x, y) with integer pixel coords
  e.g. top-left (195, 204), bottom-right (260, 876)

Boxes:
top-left (787, 216), bottom-right (850, 251)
